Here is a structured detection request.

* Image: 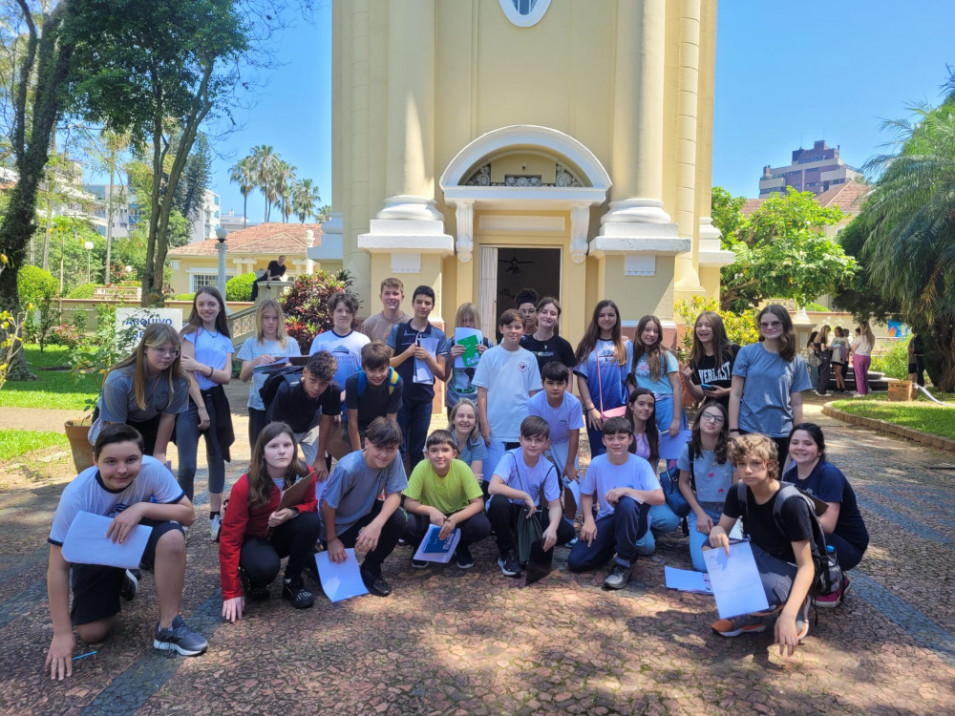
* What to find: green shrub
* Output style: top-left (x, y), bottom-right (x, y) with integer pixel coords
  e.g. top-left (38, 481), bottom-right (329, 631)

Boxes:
top-left (17, 265), bottom-right (57, 306)
top-left (173, 293), bottom-right (195, 302)
top-left (226, 272), bottom-right (257, 302)
top-left (67, 283), bottom-right (97, 299)
top-left (872, 338), bottom-right (910, 380)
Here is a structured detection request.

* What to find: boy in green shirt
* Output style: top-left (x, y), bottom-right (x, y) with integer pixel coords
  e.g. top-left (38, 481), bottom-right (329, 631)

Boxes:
top-left (402, 429), bottom-right (491, 569)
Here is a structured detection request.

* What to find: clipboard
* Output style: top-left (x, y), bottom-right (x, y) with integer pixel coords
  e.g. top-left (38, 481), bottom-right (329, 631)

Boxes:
top-left (278, 474), bottom-right (315, 511)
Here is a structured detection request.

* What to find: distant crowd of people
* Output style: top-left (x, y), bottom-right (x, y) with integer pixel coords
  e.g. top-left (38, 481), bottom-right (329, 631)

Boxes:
top-left (44, 278), bottom-right (870, 679)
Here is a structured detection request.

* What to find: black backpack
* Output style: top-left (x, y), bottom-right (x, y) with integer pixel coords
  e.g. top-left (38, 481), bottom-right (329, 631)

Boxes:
top-left (736, 482), bottom-right (839, 598)
top-left (259, 365), bottom-right (304, 409)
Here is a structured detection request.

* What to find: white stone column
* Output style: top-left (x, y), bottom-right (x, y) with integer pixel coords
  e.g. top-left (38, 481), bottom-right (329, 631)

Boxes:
top-left (454, 200), bottom-right (474, 263)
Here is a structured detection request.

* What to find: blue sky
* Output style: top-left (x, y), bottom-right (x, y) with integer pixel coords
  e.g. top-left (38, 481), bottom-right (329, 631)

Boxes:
top-left (208, 0), bottom-right (955, 219)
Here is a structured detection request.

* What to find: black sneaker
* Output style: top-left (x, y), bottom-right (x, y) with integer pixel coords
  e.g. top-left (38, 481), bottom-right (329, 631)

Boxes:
top-left (361, 565), bottom-right (393, 597)
top-left (497, 549), bottom-right (521, 577)
top-left (153, 615), bottom-right (208, 656)
top-left (120, 569), bottom-right (138, 602)
top-left (282, 577), bottom-right (315, 609)
top-left (411, 557), bottom-right (429, 569)
top-left (455, 545), bottom-right (474, 569)
top-left (603, 563), bottom-right (632, 590)
top-left (240, 569), bottom-right (270, 602)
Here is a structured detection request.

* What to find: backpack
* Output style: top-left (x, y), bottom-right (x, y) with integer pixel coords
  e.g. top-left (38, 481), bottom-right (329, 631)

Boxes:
top-left (259, 365), bottom-right (304, 408)
top-left (356, 367), bottom-right (400, 396)
top-left (736, 482), bottom-right (840, 598)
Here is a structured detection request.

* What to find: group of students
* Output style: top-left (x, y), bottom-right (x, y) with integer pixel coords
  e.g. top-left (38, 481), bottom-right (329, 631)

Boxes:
top-left (46, 279), bottom-right (872, 678)
top-left (805, 321), bottom-right (878, 397)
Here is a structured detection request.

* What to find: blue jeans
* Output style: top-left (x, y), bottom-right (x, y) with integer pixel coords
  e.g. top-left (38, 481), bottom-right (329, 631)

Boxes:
top-left (633, 502), bottom-right (681, 556)
top-left (176, 397), bottom-right (226, 500)
top-left (688, 505), bottom-right (743, 572)
top-left (397, 398), bottom-right (433, 471)
top-left (568, 496), bottom-right (650, 570)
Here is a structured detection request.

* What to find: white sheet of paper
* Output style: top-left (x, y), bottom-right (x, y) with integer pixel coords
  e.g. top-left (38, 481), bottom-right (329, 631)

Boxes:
top-left (412, 524), bottom-right (461, 563)
top-left (703, 541), bottom-right (770, 618)
top-left (413, 337), bottom-right (439, 384)
top-left (658, 429), bottom-right (692, 460)
top-left (61, 511), bottom-right (153, 569)
top-left (664, 566), bottom-right (713, 594)
top-left (315, 548), bottom-right (368, 602)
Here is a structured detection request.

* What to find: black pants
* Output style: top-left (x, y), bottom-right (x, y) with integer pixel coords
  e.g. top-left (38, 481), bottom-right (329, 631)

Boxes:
top-left (248, 407), bottom-right (268, 450)
top-left (817, 355), bottom-right (832, 393)
top-left (486, 495), bottom-right (575, 557)
top-left (404, 510), bottom-right (491, 550)
top-left (240, 512), bottom-right (323, 587)
top-left (334, 500), bottom-right (407, 573)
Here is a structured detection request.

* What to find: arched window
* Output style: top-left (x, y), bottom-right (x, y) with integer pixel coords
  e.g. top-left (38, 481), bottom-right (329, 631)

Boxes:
top-left (498, 0), bottom-right (551, 28)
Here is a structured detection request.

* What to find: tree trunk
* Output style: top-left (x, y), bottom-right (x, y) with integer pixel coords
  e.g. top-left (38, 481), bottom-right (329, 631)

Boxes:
top-left (925, 322), bottom-right (955, 392)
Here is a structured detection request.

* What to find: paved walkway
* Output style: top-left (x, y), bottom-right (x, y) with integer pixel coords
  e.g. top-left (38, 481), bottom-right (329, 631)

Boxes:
top-left (1, 391), bottom-right (954, 715)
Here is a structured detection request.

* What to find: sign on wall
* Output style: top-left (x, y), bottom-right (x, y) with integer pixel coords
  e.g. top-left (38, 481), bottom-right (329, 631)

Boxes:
top-left (115, 308), bottom-right (183, 354)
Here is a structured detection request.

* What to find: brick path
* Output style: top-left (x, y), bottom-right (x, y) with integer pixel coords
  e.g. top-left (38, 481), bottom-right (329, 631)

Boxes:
top-left (1, 390), bottom-right (954, 715)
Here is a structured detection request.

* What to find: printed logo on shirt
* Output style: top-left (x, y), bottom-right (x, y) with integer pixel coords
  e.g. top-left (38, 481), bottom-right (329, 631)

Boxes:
top-left (107, 503), bottom-right (132, 517)
top-left (518, 361), bottom-right (529, 372)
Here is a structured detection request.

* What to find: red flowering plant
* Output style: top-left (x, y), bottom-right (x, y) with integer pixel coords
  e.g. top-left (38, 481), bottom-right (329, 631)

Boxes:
top-left (280, 269), bottom-right (356, 354)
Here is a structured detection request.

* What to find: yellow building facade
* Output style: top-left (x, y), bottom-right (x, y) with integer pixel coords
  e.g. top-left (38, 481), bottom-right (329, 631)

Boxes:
top-left (311, 0), bottom-right (732, 338)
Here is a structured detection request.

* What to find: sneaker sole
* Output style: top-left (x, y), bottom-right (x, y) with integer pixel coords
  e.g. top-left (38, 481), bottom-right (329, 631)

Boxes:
top-left (153, 639), bottom-right (208, 657)
top-left (715, 624), bottom-right (768, 638)
top-left (121, 569), bottom-right (138, 602)
top-left (456, 560), bottom-right (475, 570)
top-left (496, 558), bottom-right (520, 577)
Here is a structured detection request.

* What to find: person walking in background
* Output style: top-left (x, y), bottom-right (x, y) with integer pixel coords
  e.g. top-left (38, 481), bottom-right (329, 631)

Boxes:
top-left (830, 327), bottom-right (849, 394)
top-left (850, 321), bottom-right (876, 396)
top-left (908, 330), bottom-right (925, 387)
top-left (813, 325), bottom-right (832, 396)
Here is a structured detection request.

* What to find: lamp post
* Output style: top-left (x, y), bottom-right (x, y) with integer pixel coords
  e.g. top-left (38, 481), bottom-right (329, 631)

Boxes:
top-left (84, 241), bottom-right (94, 284)
top-left (215, 226), bottom-right (228, 296)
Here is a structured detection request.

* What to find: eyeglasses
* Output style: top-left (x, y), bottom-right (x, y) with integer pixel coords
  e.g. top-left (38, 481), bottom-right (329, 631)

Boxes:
top-left (150, 347), bottom-right (180, 357)
top-left (759, 321), bottom-right (782, 328)
top-left (700, 413), bottom-right (725, 423)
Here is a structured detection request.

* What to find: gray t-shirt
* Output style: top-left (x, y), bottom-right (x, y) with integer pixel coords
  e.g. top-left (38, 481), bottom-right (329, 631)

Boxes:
top-left (732, 342), bottom-right (811, 437)
top-left (361, 312), bottom-right (410, 343)
top-left (323, 449), bottom-right (407, 534)
top-left (677, 444), bottom-right (734, 504)
top-left (91, 366), bottom-right (189, 443)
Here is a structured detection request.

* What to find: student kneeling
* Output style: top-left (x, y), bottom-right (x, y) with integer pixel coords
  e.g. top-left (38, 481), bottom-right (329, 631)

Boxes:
top-left (567, 417), bottom-right (665, 589)
top-left (487, 416), bottom-right (575, 577)
top-left (403, 430), bottom-right (490, 570)
top-left (45, 424), bottom-right (206, 680)
top-left (220, 423), bottom-right (322, 623)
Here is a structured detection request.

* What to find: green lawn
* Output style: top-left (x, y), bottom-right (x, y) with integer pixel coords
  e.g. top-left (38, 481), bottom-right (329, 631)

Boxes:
top-left (0, 429), bottom-right (70, 461)
top-left (0, 344), bottom-right (100, 411)
top-left (831, 394), bottom-right (955, 440)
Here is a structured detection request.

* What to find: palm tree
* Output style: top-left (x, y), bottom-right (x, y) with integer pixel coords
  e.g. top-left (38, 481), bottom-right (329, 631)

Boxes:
top-left (272, 160), bottom-right (296, 223)
top-left (250, 144), bottom-right (277, 222)
top-left (228, 156), bottom-right (255, 228)
top-left (846, 89), bottom-right (955, 390)
top-left (292, 178), bottom-right (320, 223)
top-left (316, 204), bottom-right (332, 224)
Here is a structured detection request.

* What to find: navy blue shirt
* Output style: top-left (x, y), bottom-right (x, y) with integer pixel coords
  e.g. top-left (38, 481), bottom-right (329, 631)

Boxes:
top-left (783, 461), bottom-right (869, 552)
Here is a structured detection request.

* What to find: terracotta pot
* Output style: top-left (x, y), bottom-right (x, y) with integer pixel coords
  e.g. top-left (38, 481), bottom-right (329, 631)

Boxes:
top-left (64, 420), bottom-right (94, 473)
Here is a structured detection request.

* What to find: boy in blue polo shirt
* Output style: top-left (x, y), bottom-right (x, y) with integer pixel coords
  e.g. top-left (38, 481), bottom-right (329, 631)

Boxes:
top-left (45, 424), bottom-right (206, 680)
top-left (568, 417), bottom-right (665, 589)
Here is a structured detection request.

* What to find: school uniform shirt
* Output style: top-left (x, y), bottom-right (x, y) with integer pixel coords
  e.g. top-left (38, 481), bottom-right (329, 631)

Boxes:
top-left (445, 335), bottom-right (492, 407)
top-left (732, 343), bottom-right (812, 438)
top-left (520, 334), bottom-right (576, 374)
top-left (236, 337), bottom-right (302, 410)
top-left (526, 390), bottom-right (584, 445)
top-left (574, 339), bottom-right (633, 411)
top-left (90, 365), bottom-right (189, 442)
top-left (631, 351), bottom-right (680, 396)
top-left (676, 444), bottom-right (734, 504)
top-left (580, 453), bottom-right (661, 517)
top-left (453, 434), bottom-right (488, 467)
top-left (492, 448), bottom-right (561, 506)
top-left (472, 345), bottom-right (542, 443)
top-left (309, 329), bottom-right (370, 388)
top-left (403, 459), bottom-right (483, 515)
top-left (49, 457), bottom-right (184, 547)
top-left (386, 322), bottom-right (449, 402)
top-left (268, 380), bottom-right (342, 434)
top-left (783, 461), bottom-right (869, 552)
top-left (323, 449), bottom-right (408, 534)
top-left (218, 469), bottom-right (318, 599)
top-left (344, 371), bottom-right (404, 434)
top-left (183, 328), bottom-right (233, 392)
top-left (722, 484), bottom-right (818, 564)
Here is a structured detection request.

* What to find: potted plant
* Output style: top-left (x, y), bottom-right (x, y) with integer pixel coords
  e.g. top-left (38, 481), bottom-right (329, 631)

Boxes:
top-left (64, 397), bottom-right (96, 473)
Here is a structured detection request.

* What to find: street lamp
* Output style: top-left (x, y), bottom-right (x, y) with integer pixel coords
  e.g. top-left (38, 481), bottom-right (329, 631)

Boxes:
top-left (84, 241), bottom-right (94, 284)
top-left (215, 226), bottom-right (228, 296)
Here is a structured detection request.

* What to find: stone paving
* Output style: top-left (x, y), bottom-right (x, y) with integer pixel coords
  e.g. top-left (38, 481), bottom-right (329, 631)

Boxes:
top-left (1, 390), bottom-right (954, 715)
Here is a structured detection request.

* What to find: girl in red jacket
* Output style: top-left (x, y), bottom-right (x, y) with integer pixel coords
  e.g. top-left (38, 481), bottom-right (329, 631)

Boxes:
top-left (220, 422), bottom-right (322, 622)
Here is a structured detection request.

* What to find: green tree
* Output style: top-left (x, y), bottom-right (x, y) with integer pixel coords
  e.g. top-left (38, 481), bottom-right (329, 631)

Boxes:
top-left (710, 186), bottom-right (748, 249)
top-left (64, 0), bottom-right (249, 306)
top-left (251, 144), bottom-right (278, 221)
top-left (174, 131), bottom-right (212, 223)
top-left (715, 186), bottom-right (855, 312)
top-left (833, 85), bottom-right (955, 391)
top-left (229, 155), bottom-right (256, 229)
top-left (292, 178), bottom-right (320, 223)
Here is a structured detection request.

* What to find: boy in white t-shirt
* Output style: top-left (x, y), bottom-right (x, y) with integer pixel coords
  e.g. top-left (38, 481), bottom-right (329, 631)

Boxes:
top-left (527, 361), bottom-right (584, 518)
top-left (44, 424), bottom-right (207, 680)
top-left (487, 416), bottom-right (576, 577)
top-left (567, 417), bottom-right (665, 589)
top-left (472, 309), bottom-right (542, 477)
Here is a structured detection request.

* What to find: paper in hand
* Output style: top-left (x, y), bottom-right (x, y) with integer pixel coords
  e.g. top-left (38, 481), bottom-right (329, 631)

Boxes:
top-left (413, 337), bottom-right (439, 384)
top-left (315, 549), bottom-right (369, 602)
top-left (454, 328), bottom-right (483, 368)
top-left (61, 511), bottom-right (153, 569)
top-left (658, 429), bottom-right (692, 460)
top-left (412, 524), bottom-right (461, 563)
top-left (703, 541), bottom-right (770, 618)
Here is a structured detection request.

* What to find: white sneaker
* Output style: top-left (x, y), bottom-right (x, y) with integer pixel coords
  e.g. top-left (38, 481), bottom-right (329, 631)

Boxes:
top-left (210, 514), bottom-right (222, 542)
